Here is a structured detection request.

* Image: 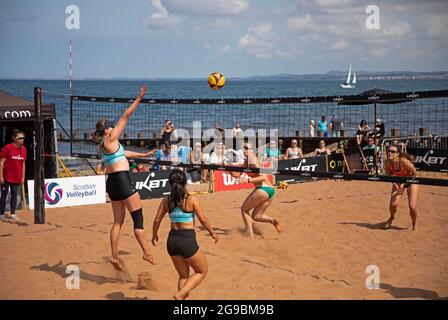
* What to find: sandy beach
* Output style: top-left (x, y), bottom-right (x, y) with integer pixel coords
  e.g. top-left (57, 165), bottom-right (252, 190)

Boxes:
top-left (0, 180), bottom-right (447, 300)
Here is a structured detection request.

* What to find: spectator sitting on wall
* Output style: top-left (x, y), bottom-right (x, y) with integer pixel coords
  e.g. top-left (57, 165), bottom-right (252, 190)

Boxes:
top-left (209, 142), bottom-right (227, 165)
top-left (285, 139), bottom-right (303, 159)
top-left (214, 123), bottom-right (225, 139)
top-left (160, 119), bottom-right (178, 144)
top-left (133, 162), bottom-right (150, 173)
top-left (315, 140), bottom-right (331, 156)
top-left (265, 140), bottom-right (280, 159)
top-left (317, 115), bottom-right (329, 137)
top-left (363, 136), bottom-right (380, 153)
top-left (375, 118), bottom-right (385, 139)
top-left (0, 129), bottom-right (27, 221)
top-left (154, 141), bottom-right (174, 170)
top-left (189, 142), bottom-right (207, 182)
top-left (356, 120), bottom-right (371, 145)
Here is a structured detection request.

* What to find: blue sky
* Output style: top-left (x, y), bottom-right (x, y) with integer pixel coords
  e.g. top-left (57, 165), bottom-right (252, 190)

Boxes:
top-left (1, 0), bottom-right (447, 78)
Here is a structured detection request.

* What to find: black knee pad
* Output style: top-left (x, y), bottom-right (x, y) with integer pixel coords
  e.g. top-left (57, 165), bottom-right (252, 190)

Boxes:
top-left (130, 208), bottom-right (144, 230)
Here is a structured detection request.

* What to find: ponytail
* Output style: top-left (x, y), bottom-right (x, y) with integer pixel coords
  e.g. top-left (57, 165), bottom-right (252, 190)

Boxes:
top-left (167, 169), bottom-right (188, 212)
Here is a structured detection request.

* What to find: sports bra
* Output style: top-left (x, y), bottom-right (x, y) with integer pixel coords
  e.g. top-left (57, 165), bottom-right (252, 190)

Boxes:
top-left (100, 142), bottom-right (126, 167)
top-left (169, 206), bottom-right (195, 223)
top-left (388, 161), bottom-right (411, 177)
top-left (288, 148), bottom-right (301, 158)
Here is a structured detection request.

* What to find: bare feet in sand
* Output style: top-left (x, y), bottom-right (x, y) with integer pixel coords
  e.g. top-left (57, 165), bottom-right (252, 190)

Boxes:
top-left (108, 256), bottom-right (123, 272)
top-left (143, 253), bottom-right (156, 265)
top-left (273, 219), bottom-right (283, 234)
top-left (173, 292), bottom-right (188, 300)
top-left (384, 219), bottom-right (393, 230)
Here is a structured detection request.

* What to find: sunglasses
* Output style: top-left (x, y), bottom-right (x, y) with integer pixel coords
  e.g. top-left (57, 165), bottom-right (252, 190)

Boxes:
top-left (389, 150), bottom-right (398, 154)
top-left (16, 137), bottom-right (25, 140)
top-left (244, 146), bottom-right (250, 150)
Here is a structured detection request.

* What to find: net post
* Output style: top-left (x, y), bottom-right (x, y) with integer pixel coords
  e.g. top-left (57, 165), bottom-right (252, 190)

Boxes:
top-left (33, 87), bottom-right (45, 224)
top-left (70, 95), bottom-right (73, 156)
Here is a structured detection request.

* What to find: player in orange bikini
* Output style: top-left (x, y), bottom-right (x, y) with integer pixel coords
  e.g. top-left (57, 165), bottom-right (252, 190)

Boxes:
top-left (384, 145), bottom-right (419, 230)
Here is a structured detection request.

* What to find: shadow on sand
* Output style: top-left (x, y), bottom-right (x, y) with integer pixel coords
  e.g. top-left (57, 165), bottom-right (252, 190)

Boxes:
top-left (381, 283), bottom-right (447, 300)
top-left (105, 291), bottom-right (148, 300)
top-left (339, 221), bottom-right (407, 231)
top-left (31, 259), bottom-right (134, 285)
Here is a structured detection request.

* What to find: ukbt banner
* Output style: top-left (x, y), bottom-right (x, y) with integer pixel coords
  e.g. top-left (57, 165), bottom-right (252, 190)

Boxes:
top-left (28, 175), bottom-right (106, 209)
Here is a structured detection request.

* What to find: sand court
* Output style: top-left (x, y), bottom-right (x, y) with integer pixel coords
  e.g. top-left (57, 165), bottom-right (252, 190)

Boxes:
top-left (0, 180), bottom-right (447, 300)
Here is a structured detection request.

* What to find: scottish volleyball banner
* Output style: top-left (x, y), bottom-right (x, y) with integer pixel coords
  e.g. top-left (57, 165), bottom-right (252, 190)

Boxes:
top-left (27, 176), bottom-right (106, 209)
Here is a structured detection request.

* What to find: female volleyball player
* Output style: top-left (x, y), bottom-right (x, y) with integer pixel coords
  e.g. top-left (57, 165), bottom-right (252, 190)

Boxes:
top-left (231, 143), bottom-right (283, 239)
top-left (384, 145), bottom-right (419, 230)
top-left (93, 84), bottom-right (155, 270)
top-left (152, 169), bottom-right (219, 300)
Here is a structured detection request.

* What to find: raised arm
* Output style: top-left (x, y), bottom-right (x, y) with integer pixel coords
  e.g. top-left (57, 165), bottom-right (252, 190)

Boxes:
top-left (152, 197), bottom-right (168, 246)
top-left (110, 84), bottom-right (148, 140)
top-left (124, 149), bottom-right (155, 159)
top-left (192, 196), bottom-right (219, 243)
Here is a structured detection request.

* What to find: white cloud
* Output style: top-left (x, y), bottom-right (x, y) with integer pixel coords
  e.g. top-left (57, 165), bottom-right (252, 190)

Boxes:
top-left (372, 48), bottom-right (389, 58)
top-left (330, 38), bottom-right (349, 50)
top-left (328, 24), bottom-right (347, 36)
top-left (425, 14), bottom-right (448, 38)
top-left (286, 14), bottom-right (317, 32)
top-left (238, 23), bottom-right (279, 58)
top-left (311, 0), bottom-right (354, 8)
top-left (147, 0), bottom-right (182, 29)
top-left (383, 21), bottom-right (411, 37)
top-left (218, 44), bottom-right (232, 53)
top-left (191, 25), bottom-right (201, 32)
top-left (163, 0), bottom-right (249, 17)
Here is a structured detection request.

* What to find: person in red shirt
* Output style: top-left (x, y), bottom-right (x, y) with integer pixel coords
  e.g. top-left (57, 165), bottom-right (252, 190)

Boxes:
top-left (0, 129), bottom-right (27, 221)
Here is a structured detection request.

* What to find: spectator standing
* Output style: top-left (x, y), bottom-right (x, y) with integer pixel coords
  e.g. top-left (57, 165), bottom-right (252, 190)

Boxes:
top-left (0, 129), bottom-right (27, 221)
top-left (317, 116), bottom-right (329, 137)
top-left (330, 114), bottom-right (343, 137)
top-left (308, 120), bottom-right (316, 137)
top-left (232, 122), bottom-right (243, 138)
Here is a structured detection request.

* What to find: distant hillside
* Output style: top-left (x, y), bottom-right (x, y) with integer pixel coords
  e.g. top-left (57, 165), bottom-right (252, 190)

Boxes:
top-left (242, 71), bottom-right (448, 81)
top-left (2, 71), bottom-right (448, 81)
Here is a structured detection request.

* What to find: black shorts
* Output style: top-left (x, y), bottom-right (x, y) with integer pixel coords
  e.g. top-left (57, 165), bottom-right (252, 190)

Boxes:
top-left (106, 171), bottom-right (137, 201)
top-left (167, 229), bottom-right (199, 259)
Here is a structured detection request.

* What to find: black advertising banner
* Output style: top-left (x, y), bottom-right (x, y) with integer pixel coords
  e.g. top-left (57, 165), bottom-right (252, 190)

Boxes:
top-left (130, 170), bottom-right (172, 199)
top-left (327, 153), bottom-right (345, 172)
top-left (362, 148), bottom-right (376, 170)
top-left (408, 148), bottom-right (448, 172)
top-left (276, 156), bottom-right (327, 183)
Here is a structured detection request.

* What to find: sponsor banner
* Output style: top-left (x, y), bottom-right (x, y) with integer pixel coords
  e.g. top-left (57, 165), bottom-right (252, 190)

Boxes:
top-left (131, 170), bottom-right (172, 199)
top-left (214, 171), bottom-right (273, 192)
top-left (327, 153), bottom-right (345, 172)
top-left (28, 175), bottom-right (106, 209)
top-left (362, 148), bottom-right (377, 170)
top-left (408, 148), bottom-right (448, 172)
top-left (276, 156), bottom-right (327, 183)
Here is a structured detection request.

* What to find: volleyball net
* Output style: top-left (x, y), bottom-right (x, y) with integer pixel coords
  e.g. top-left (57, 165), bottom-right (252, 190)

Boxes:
top-left (42, 89), bottom-right (448, 186)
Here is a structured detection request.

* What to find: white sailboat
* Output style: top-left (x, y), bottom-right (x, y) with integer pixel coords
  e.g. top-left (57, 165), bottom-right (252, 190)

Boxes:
top-left (340, 64), bottom-right (356, 89)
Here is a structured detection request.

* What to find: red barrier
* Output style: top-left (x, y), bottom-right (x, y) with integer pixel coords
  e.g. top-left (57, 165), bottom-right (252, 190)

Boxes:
top-left (213, 171), bottom-right (274, 192)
